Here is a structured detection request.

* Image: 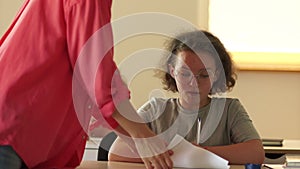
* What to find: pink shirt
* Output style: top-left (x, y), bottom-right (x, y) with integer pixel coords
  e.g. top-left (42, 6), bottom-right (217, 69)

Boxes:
top-left (0, 0), bottom-right (129, 168)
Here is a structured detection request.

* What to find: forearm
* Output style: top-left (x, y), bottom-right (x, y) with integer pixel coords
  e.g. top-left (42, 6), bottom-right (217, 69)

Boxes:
top-left (108, 137), bottom-right (143, 163)
top-left (111, 100), bottom-right (155, 138)
top-left (203, 139), bottom-right (265, 164)
top-left (109, 153), bottom-right (143, 163)
top-left (110, 100), bottom-right (173, 169)
top-left (111, 105), bottom-right (156, 157)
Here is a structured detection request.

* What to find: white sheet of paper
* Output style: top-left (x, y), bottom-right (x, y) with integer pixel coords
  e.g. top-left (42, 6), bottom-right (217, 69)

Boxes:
top-left (167, 135), bottom-right (229, 168)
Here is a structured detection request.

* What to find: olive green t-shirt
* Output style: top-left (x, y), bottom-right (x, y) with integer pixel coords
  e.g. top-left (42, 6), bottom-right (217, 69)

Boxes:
top-left (137, 97), bottom-right (261, 146)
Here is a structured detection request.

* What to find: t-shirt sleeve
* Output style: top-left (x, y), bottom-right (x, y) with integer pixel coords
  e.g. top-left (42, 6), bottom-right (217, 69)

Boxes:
top-left (64, 0), bottom-right (130, 129)
top-left (137, 98), bottom-right (158, 123)
top-left (137, 98), bottom-right (168, 131)
top-left (228, 99), bottom-right (261, 143)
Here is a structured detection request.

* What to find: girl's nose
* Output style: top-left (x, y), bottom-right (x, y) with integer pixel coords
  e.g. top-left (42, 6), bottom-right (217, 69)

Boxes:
top-left (189, 76), bottom-right (198, 86)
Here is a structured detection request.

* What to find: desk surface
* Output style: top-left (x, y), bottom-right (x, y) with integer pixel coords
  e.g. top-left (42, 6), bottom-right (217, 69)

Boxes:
top-left (76, 161), bottom-right (270, 169)
top-left (264, 140), bottom-right (300, 154)
top-left (87, 137), bottom-right (300, 153)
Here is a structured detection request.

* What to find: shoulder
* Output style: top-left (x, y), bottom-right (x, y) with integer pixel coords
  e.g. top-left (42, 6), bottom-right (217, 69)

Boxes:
top-left (211, 97), bottom-right (245, 115)
top-left (64, 0), bottom-right (112, 7)
top-left (225, 98), bottom-right (245, 112)
top-left (226, 98), bottom-right (242, 107)
top-left (212, 97), bottom-right (242, 107)
top-left (137, 97), bottom-right (175, 121)
top-left (221, 98), bottom-right (249, 121)
top-left (138, 97), bottom-right (173, 112)
top-left (63, 0), bottom-right (112, 16)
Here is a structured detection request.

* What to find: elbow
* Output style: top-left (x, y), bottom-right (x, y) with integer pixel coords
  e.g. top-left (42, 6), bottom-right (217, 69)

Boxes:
top-left (252, 142), bottom-right (266, 164)
top-left (256, 148), bottom-right (266, 164)
top-left (245, 139), bottom-right (266, 164)
top-left (108, 152), bottom-right (120, 162)
top-left (252, 151), bottom-right (265, 164)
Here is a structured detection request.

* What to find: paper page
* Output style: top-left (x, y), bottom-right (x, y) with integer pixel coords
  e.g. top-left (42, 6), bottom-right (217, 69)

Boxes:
top-left (167, 135), bottom-right (229, 168)
top-left (263, 164), bottom-right (284, 169)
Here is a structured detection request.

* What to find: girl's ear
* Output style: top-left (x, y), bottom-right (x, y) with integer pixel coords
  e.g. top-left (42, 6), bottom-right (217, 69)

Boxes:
top-left (168, 64), bottom-right (176, 78)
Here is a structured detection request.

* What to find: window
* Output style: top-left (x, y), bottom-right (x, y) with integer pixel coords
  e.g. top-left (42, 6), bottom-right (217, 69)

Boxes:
top-left (209, 0), bottom-right (300, 71)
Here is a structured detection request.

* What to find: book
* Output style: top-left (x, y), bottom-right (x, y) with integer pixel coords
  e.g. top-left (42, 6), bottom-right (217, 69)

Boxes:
top-left (283, 166), bottom-right (300, 169)
top-left (262, 138), bottom-right (284, 147)
top-left (285, 154), bottom-right (300, 167)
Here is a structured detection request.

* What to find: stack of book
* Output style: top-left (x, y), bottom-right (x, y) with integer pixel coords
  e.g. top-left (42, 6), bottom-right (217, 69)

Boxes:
top-left (284, 154), bottom-right (300, 169)
top-left (262, 138), bottom-right (284, 147)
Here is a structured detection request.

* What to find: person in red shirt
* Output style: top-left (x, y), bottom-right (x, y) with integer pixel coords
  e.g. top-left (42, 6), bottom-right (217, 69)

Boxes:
top-left (0, 0), bottom-right (172, 169)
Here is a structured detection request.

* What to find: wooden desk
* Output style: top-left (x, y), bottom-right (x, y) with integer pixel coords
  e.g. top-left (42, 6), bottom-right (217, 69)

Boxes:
top-left (76, 161), bottom-right (268, 169)
top-left (264, 140), bottom-right (300, 154)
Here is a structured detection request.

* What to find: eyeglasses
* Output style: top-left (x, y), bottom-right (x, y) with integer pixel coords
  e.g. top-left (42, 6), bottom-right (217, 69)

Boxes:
top-left (174, 68), bottom-right (215, 84)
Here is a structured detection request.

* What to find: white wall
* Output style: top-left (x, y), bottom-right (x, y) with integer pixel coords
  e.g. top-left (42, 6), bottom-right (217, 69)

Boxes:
top-left (0, 0), bottom-right (23, 36)
top-left (1, 0), bottom-right (299, 140)
top-left (229, 71), bottom-right (300, 139)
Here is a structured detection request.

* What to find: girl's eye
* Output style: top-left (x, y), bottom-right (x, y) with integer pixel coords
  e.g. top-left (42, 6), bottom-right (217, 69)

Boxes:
top-left (179, 71), bottom-right (192, 77)
top-left (199, 74), bottom-right (209, 78)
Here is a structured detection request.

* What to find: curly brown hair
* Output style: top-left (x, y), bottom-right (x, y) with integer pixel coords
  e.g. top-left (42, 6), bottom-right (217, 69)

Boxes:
top-left (155, 30), bottom-right (237, 94)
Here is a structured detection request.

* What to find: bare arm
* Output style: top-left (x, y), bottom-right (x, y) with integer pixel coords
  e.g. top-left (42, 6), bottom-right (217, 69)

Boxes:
top-left (202, 139), bottom-right (265, 164)
top-left (111, 99), bottom-right (173, 169)
top-left (110, 135), bottom-right (265, 166)
top-left (108, 136), bottom-right (143, 163)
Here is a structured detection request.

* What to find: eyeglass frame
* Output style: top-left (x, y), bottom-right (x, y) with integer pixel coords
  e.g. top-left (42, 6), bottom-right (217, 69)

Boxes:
top-left (172, 67), bottom-right (216, 84)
